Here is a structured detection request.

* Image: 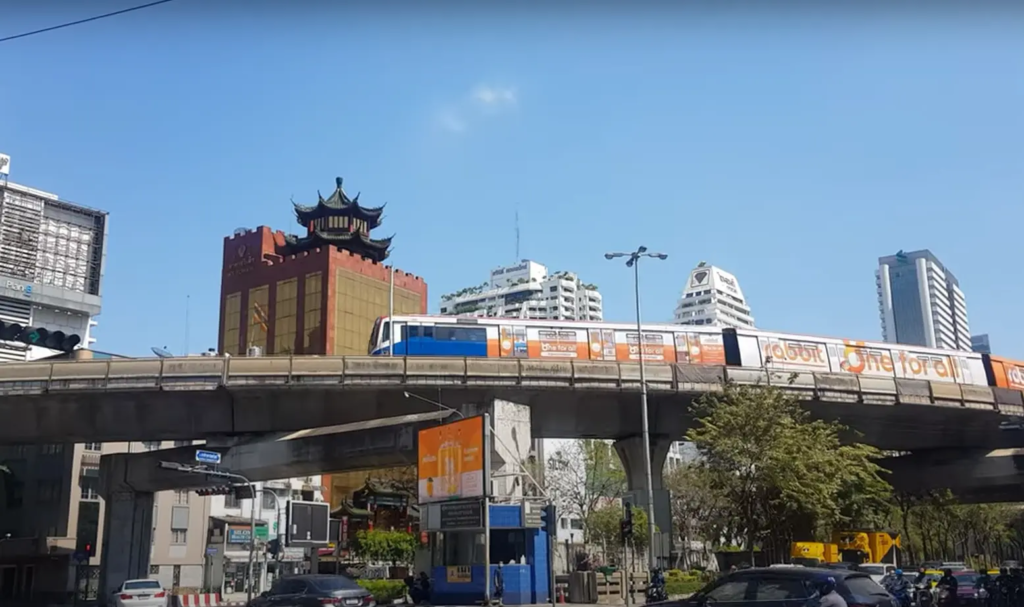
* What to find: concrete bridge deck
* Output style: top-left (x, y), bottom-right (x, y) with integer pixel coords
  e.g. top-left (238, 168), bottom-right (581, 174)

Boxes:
top-left (0, 355), bottom-right (1020, 451)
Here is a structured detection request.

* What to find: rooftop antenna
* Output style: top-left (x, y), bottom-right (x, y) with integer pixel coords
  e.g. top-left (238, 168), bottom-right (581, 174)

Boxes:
top-left (515, 205), bottom-right (520, 262)
top-left (183, 294), bottom-right (190, 356)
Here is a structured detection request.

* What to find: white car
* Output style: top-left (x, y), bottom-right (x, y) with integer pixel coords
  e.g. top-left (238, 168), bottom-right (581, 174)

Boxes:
top-left (113, 579), bottom-right (168, 607)
top-left (856, 563), bottom-right (890, 585)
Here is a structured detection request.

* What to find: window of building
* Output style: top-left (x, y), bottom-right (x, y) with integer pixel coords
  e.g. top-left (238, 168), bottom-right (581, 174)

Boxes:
top-left (303, 272), bottom-right (323, 352)
top-left (141, 441), bottom-right (161, 451)
top-left (261, 491), bottom-right (278, 511)
top-left (83, 443), bottom-right (101, 452)
top-left (172, 440), bottom-right (191, 447)
top-left (171, 530), bottom-right (187, 544)
top-left (79, 475), bottom-right (100, 500)
top-left (41, 444), bottom-right (64, 455)
top-left (223, 292), bottom-right (241, 355)
top-left (224, 493), bottom-right (239, 509)
top-left (247, 285), bottom-right (270, 353)
top-left (274, 278), bottom-right (298, 354)
top-left (173, 490), bottom-right (189, 506)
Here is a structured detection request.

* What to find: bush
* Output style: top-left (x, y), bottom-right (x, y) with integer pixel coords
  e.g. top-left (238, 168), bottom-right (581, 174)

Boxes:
top-left (666, 579), bottom-right (705, 597)
top-left (358, 579), bottom-right (407, 603)
top-left (353, 529), bottom-right (417, 565)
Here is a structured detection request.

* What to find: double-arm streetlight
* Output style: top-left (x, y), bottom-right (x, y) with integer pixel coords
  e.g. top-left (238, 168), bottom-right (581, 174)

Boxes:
top-left (604, 246), bottom-right (667, 571)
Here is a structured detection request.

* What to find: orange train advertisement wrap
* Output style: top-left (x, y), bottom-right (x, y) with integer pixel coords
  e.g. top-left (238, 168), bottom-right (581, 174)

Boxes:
top-left (988, 355), bottom-right (1024, 391)
top-left (417, 416), bottom-right (486, 504)
top-left (613, 331), bottom-right (677, 363)
top-left (499, 326), bottom-right (590, 359)
top-left (741, 330), bottom-right (984, 384)
top-left (675, 332), bottom-right (726, 365)
top-left (838, 340), bottom-right (965, 381)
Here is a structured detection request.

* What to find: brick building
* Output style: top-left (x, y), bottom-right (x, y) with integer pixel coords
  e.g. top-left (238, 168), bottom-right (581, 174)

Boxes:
top-left (218, 177), bottom-right (427, 358)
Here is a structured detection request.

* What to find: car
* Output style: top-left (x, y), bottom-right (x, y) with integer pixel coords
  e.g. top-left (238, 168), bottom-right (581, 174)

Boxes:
top-left (247, 574), bottom-right (375, 607)
top-left (651, 566), bottom-right (894, 607)
top-left (952, 571), bottom-right (986, 606)
top-left (112, 579), bottom-right (167, 607)
top-left (856, 564), bottom-right (890, 585)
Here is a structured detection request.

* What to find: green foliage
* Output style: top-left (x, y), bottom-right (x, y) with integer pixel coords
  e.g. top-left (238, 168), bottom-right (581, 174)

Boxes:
top-left (585, 504), bottom-right (655, 550)
top-left (889, 489), bottom-right (1021, 565)
top-left (664, 570), bottom-right (710, 596)
top-left (684, 380), bottom-right (891, 554)
top-left (352, 529), bottom-right (417, 565)
top-left (357, 579), bottom-right (407, 602)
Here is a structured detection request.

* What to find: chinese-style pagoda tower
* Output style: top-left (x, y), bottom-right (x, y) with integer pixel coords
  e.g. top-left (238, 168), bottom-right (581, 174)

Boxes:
top-left (285, 177), bottom-right (393, 262)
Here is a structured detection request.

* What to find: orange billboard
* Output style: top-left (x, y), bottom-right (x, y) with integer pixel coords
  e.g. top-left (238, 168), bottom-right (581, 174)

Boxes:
top-left (615, 331), bottom-right (676, 363)
top-left (417, 416), bottom-right (486, 503)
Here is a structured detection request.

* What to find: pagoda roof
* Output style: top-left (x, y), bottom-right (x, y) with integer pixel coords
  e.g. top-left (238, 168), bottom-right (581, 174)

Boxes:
top-left (282, 228), bottom-right (393, 262)
top-left (293, 177), bottom-right (385, 227)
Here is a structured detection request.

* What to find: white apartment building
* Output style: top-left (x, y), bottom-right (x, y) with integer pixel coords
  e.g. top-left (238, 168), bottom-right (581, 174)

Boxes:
top-left (673, 262), bottom-right (755, 329)
top-left (877, 249), bottom-right (971, 351)
top-left (439, 260), bottom-right (603, 321)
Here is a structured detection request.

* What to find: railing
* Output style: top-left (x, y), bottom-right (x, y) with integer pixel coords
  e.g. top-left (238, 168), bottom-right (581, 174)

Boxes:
top-left (0, 355), bottom-right (1017, 413)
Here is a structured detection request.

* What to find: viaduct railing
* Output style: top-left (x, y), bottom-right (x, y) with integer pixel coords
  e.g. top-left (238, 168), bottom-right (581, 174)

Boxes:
top-left (0, 355), bottom-right (1019, 414)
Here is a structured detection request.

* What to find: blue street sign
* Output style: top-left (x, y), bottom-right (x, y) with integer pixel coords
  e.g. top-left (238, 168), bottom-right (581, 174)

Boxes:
top-left (195, 449), bottom-right (221, 464)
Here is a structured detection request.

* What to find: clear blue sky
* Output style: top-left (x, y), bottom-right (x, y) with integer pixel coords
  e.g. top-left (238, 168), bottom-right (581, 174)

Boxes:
top-left (2, 2), bottom-right (1022, 358)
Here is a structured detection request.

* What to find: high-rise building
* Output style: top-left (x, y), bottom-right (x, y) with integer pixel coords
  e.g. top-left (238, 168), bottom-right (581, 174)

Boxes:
top-left (0, 178), bottom-right (106, 361)
top-left (971, 334), bottom-right (991, 355)
top-left (673, 262), bottom-right (755, 329)
top-left (439, 260), bottom-right (602, 321)
top-left (0, 169), bottom-right (110, 603)
top-left (218, 176), bottom-right (427, 357)
top-left (876, 249), bottom-right (971, 351)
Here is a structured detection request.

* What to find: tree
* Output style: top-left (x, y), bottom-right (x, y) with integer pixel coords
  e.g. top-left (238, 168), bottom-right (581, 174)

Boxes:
top-left (685, 380), bottom-right (890, 559)
top-left (665, 463), bottom-right (729, 566)
top-left (586, 504), bottom-right (652, 567)
top-left (547, 440), bottom-right (626, 543)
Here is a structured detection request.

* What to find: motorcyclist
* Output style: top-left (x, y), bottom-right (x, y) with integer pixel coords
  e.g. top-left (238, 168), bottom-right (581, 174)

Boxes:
top-left (936, 569), bottom-right (959, 607)
top-left (974, 571), bottom-right (993, 607)
top-left (818, 576), bottom-right (847, 607)
top-left (914, 567), bottom-right (930, 585)
top-left (993, 569), bottom-right (1011, 607)
top-left (887, 569), bottom-right (911, 607)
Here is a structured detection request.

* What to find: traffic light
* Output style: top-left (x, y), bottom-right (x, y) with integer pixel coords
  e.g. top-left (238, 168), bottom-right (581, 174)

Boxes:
top-left (195, 485), bottom-right (234, 497)
top-left (621, 501), bottom-right (633, 541)
top-left (267, 539), bottom-right (280, 556)
top-left (75, 537), bottom-right (96, 557)
top-left (542, 504), bottom-right (556, 532)
top-left (0, 320), bottom-right (81, 352)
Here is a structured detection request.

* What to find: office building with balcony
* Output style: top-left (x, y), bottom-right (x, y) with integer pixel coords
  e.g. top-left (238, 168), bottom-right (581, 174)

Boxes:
top-left (439, 260), bottom-right (603, 321)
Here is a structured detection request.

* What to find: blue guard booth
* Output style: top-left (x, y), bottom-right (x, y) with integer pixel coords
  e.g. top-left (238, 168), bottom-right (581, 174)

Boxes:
top-left (428, 502), bottom-right (552, 605)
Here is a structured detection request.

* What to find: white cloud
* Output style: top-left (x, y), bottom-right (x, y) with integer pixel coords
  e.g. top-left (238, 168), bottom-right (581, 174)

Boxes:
top-left (471, 85), bottom-right (517, 108)
top-left (432, 83), bottom-right (519, 135)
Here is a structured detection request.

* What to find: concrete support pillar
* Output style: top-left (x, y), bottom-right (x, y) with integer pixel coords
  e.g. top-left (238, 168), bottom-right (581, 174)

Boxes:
top-left (613, 435), bottom-right (673, 566)
top-left (99, 489), bottom-right (155, 603)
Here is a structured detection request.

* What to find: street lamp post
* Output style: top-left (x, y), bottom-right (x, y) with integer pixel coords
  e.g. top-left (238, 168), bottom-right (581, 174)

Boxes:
top-left (604, 246), bottom-right (667, 571)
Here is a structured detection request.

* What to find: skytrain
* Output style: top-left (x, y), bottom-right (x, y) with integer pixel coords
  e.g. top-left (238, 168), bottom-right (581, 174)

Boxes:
top-left (367, 314), bottom-right (1024, 392)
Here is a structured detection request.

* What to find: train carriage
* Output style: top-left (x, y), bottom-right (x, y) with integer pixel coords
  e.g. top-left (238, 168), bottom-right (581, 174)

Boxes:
top-left (368, 314), bottom-right (1015, 391)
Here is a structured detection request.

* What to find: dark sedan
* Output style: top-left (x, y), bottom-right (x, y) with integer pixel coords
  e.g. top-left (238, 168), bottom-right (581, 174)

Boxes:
top-left (952, 571), bottom-right (988, 606)
top-left (653, 567), bottom-right (895, 607)
top-left (247, 574), bottom-right (375, 607)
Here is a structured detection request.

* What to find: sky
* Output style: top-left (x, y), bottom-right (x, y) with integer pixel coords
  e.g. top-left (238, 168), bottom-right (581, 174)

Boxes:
top-left (1, 1), bottom-right (1022, 358)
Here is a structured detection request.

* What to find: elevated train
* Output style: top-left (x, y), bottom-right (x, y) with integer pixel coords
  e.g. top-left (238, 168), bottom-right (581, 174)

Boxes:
top-left (368, 314), bottom-right (1024, 393)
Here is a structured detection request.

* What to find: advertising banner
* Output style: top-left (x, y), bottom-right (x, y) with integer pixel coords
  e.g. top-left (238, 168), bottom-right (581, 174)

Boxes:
top-left (674, 332), bottom-right (726, 365)
top-left (417, 415), bottom-right (487, 504)
top-left (615, 331), bottom-right (676, 363)
top-left (0, 154), bottom-right (9, 177)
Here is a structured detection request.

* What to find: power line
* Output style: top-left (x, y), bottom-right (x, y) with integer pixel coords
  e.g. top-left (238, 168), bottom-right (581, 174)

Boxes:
top-left (0, 0), bottom-right (179, 44)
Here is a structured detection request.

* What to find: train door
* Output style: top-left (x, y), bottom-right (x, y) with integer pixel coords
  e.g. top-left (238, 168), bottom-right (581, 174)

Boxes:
top-left (499, 325), bottom-right (528, 358)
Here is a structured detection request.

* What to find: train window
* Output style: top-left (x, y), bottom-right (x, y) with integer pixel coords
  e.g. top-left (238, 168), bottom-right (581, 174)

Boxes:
top-left (381, 322), bottom-right (390, 342)
top-left (433, 326), bottom-right (486, 342)
top-left (368, 318), bottom-right (382, 353)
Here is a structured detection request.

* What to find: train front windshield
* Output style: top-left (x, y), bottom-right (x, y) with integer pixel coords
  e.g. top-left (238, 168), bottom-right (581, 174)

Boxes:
top-left (368, 317), bottom-right (383, 354)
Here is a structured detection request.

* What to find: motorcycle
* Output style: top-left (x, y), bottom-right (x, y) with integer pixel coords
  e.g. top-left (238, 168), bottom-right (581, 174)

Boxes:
top-left (915, 583), bottom-right (935, 607)
top-left (889, 585), bottom-right (912, 607)
top-left (646, 568), bottom-right (668, 604)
